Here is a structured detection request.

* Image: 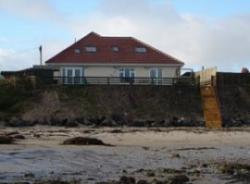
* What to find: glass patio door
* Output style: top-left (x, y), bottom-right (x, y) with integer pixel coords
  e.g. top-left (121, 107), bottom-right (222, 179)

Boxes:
top-left (150, 68), bottom-right (162, 85)
top-left (63, 67), bottom-right (83, 85)
top-left (120, 68), bottom-right (135, 83)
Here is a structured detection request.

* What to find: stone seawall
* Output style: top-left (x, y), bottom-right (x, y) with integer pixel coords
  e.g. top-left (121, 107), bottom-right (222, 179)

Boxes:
top-left (0, 85), bottom-right (204, 127)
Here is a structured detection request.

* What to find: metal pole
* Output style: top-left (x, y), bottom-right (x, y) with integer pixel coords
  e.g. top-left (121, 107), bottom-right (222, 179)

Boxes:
top-left (39, 45), bottom-right (43, 65)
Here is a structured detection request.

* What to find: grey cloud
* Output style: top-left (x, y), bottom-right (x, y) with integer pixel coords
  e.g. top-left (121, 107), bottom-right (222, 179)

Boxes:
top-left (71, 0), bottom-right (250, 71)
top-left (1, 0), bottom-right (249, 72)
top-left (0, 0), bottom-right (63, 22)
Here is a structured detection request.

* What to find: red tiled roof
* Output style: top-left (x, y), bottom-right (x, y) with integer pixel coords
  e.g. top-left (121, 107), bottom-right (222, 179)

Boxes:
top-left (46, 32), bottom-right (184, 65)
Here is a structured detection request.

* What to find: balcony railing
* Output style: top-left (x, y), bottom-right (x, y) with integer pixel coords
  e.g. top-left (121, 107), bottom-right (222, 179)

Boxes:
top-left (50, 76), bottom-right (196, 86)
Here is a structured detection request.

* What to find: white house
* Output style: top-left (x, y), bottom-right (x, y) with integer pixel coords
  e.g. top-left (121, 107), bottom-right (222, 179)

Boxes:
top-left (46, 32), bottom-right (184, 85)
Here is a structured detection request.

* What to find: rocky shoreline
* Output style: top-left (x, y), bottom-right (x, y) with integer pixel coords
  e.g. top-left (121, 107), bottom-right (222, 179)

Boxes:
top-left (1, 115), bottom-right (206, 128)
top-left (2, 114), bottom-right (250, 128)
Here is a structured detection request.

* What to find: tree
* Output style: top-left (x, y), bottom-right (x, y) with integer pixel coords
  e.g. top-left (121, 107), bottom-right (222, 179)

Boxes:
top-left (241, 67), bottom-right (249, 73)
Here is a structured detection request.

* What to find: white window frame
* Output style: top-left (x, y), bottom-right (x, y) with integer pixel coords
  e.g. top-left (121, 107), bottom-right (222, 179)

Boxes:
top-left (62, 67), bottom-right (84, 85)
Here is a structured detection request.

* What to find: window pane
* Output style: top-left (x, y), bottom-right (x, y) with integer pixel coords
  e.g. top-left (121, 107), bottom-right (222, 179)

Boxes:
top-left (74, 49), bottom-right (80, 54)
top-left (67, 69), bottom-right (73, 84)
top-left (150, 70), bottom-right (156, 78)
top-left (158, 69), bottom-right (162, 78)
top-left (74, 69), bottom-right (81, 84)
top-left (125, 69), bottom-right (130, 78)
top-left (112, 47), bottom-right (119, 52)
top-left (85, 47), bottom-right (97, 52)
top-left (135, 47), bottom-right (147, 53)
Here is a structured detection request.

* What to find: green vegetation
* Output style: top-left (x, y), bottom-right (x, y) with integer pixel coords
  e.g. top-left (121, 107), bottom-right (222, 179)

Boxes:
top-left (0, 79), bottom-right (34, 114)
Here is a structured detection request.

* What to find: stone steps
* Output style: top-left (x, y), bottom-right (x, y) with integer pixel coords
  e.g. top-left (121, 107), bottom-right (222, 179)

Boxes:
top-left (201, 86), bottom-right (223, 128)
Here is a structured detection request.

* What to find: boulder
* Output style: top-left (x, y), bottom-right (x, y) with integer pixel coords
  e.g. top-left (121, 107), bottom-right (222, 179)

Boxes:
top-left (0, 135), bottom-right (13, 144)
top-left (63, 137), bottom-right (112, 146)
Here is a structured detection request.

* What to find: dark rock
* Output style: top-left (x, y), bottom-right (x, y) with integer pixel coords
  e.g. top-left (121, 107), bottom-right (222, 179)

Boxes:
top-left (151, 120), bottom-right (165, 127)
top-left (110, 129), bottom-right (123, 133)
top-left (63, 137), bottom-right (112, 146)
top-left (202, 163), bottom-right (208, 168)
top-left (75, 117), bottom-right (85, 125)
top-left (5, 117), bottom-right (33, 127)
top-left (137, 180), bottom-right (149, 184)
top-left (65, 121), bottom-right (79, 127)
top-left (13, 134), bottom-right (25, 139)
top-left (6, 131), bottom-right (19, 136)
top-left (151, 180), bottom-right (166, 184)
top-left (163, 118), bottom-right (173, 127)
top-left (34, 134), bottom-right (41, 138)
top-left (34, 181), bottom-right (76, 184)
top-left (169, 175), bottom-right (189, 184)
top-left (131, 119), bottom-right (147, 127)
top-left (101, 118), bottom-right (119, 127)
top-left (111, 113), bottom-right (125, 125)
top-left (50, 117), bottom-right (79, 127)
top-left (0, 135), bottom-right (13, 144)
top-left (88, 116), bottom-right (106, 126)
top-left (146, 171), bottom-right (155, 177)
top-left (119, 176), bottom-right (136, 184)
top-left (171, 153), bottom-right (181, 158)
top-left (24, 172), bottom-right (35, 178)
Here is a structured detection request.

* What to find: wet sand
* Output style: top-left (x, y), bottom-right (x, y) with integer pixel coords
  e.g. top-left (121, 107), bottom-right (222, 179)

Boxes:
top-left (0, 126), bottom-right (250, 183)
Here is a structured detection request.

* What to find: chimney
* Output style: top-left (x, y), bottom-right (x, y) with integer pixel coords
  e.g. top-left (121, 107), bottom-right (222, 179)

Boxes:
top-left (39, 45), bottom-right (43, 65)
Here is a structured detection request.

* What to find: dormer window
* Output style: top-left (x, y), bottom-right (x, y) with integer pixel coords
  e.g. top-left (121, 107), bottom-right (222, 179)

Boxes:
top-left (112, 46), bottom-right (119, 52)
top-left (74, 49), bottom-right (81, 54)
top-left (85, 46), bottom-right (97, 52)
top-left (135, 47), bottom-right (147, 53)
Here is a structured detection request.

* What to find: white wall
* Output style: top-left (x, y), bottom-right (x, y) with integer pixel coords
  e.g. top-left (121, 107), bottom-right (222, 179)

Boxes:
top-left (54, 64), bottom-right (181, 78)
top-left (84, 65), bottom-right (179, 78)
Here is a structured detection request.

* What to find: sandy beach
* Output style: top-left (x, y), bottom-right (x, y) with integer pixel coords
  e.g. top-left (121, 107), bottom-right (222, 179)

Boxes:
top-left (0, 127), bottom-right (250, 183)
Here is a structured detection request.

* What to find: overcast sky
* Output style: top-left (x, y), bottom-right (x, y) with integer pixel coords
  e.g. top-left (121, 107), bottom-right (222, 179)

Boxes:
top-left (0, 0), bottom-right (250, 72)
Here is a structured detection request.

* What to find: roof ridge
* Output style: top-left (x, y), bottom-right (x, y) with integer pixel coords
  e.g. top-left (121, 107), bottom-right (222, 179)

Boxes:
top-left (102, 36), bottom-right (133, 39)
